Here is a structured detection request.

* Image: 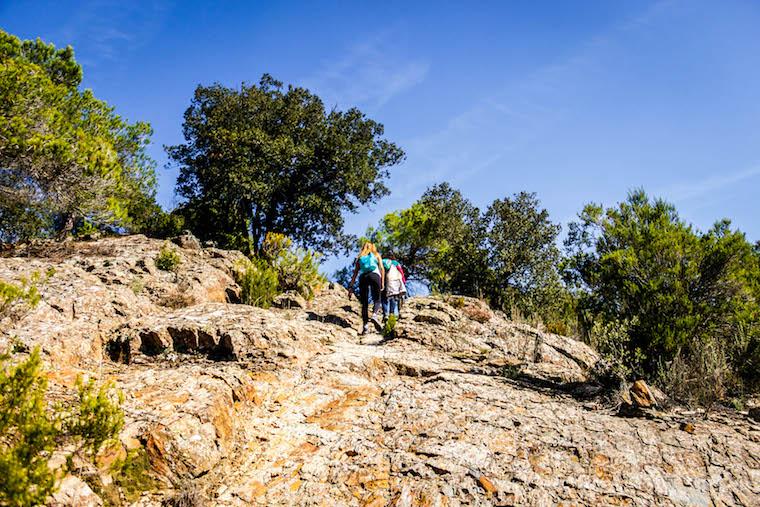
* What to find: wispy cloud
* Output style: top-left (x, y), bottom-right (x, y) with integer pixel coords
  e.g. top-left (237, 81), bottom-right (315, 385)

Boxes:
top-left (303, 32), bottom-right (429, 111)
top-left (59, 0), bottom-right (173, 69)
top-left (392, 0), bottom-right (676, 202)
top-left (660, 166), bottom-right (760, 202)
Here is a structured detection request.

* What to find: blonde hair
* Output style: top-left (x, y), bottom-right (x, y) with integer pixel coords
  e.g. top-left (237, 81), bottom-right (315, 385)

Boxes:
top-left (358, 241), bottom-right (379, 258)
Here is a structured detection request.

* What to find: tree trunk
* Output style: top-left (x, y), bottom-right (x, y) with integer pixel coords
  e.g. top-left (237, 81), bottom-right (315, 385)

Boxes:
top-left (56, 213), bottom-right (75, 241)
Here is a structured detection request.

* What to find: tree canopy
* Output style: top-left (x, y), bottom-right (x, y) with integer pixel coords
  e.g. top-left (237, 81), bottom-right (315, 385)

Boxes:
top-left (563, 190), bottom-right (760, 396)
top-left (167, 75), bottom-right (405, 254)
top-left (367, 183), bottom-right (563, 318)
top-left (0, 30), bottom-right (158, 242)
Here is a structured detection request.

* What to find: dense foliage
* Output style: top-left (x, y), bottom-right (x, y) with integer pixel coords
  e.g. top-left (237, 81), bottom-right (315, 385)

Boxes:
top-left (261, 233), bottom-right (325, 300)
top-left (564, 190), bottom-right (760, 402)
top-left (154, 243), bottom-right (182, 272)
top-left (367, 183), bottom-right (564, 320)
top-left (235, 257), bottom-right (280, 309)
top-left (0, 350), bottom-right (57, 506)
top-left (0, 30), bottom-right (159, 241)
top-left (167, 75), bottom-right (405, 254)
top-left (0, 349), bottom-right (124, 506)
top-left (235, 233), bottom-right (326, 308)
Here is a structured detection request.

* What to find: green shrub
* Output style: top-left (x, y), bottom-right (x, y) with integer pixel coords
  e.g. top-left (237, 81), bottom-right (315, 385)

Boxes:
top-left (235, 258), bottom-right (279, 308)
top-left (74, 219), bottom-right (99, 239)
top-left (262, 233), bottom-right (325, 300)
top-left (65, 377), bottom-right (124, 457)
top-left (130, 278), bottom-right (145, 295)
top-left (382, 314), bottom-right (398, 339)
top-left (449, 296), bottom-right (465, 309)
top-left (154, 244), bottom-right (181, 272)
top-left (0, 349), bottom-right (58, 507)
top-left (0, 349), bottom-right (125, 506)
top-left (501, 363), bottom-right (524, 379)
top-left (111, 447), bottom-right (158, 503)
top-left (0, 272), bottom-right (43, 320)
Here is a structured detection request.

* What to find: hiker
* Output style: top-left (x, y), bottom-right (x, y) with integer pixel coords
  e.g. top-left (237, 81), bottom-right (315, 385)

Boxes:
top-left (382, 252), bottom-right (407, 320)
top-left (347, 241), bottom-right (385, 335)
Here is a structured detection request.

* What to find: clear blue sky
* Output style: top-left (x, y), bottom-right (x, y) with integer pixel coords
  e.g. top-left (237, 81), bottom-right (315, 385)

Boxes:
top-left (3, 1), bottom-right (760, 271)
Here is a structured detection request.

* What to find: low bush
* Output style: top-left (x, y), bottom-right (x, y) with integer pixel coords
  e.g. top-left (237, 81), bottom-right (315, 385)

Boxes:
top-left (65, 377), bottom-right (125, 457)
top-left (73, 219), bottom-right (99, 239)
top-left (154, 244), bottom-right (181, 272)
top-left (501, 363), bottom-right (524, 379)
top-left (130, 278), bottom-right (145, 295)
top-left (162, 481), bottom-right (206, 507)
top-left (0, 272), bottom-right (43, 320)
top-left (448, 296), bottom-right (465, 309)
top-left (159, 291), bottom-right (196, 309)
top-left (462, 304), bottom-right (493, 324)
top-left (0, 349), bottom-right (58, 506)
top-left (261, 233), bottom-right (325, 300)
top-left (111, 448), bottom-right (158, 503)
top-left (382, 314), bottom-right (398, 339)
top-left (656, 338), bottom-right (732, 411)
top-left (0, 349), bottom-right (125, 506)
top-left (235, 258), bottom-right (279, 308)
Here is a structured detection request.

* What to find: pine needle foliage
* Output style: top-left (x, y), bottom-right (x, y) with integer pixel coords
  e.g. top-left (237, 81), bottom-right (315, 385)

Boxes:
top-left (0, 349), bottom-right (125, 506)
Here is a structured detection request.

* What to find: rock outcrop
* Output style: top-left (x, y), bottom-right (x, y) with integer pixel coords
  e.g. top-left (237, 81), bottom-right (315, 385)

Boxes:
top-left (1, 236), bottom-right (758, 506)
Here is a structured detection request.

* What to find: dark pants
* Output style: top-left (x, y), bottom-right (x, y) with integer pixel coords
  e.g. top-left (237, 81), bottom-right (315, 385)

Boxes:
top-left (359, 272), bottom-right (381, 323)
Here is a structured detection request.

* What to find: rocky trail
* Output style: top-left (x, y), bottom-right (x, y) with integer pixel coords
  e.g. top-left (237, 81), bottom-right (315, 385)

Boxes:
top-left (1, 236), bottom-right (758, 506)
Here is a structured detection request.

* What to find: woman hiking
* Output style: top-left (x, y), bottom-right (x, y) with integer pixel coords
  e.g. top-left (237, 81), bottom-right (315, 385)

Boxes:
top-left (347, 242), bottom-right (385, 335)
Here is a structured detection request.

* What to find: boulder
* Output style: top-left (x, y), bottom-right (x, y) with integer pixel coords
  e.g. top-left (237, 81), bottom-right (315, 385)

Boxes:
top-left (272, 291), bottom-right (307, 309)
top-left (50, 476), bottom-right (103, 507)
top-left (413, 309), bottom-right (452, 326)
top-left (630, 379), bottom-right (657, 408)
top-left (118, 302), bottom-right (326, 362)
top-left (172, 230), bottom-right (202, 250)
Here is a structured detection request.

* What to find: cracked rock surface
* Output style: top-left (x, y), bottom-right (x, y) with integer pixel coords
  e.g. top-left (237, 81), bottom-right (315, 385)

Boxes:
top-left (1, 236), bottom-right (758, 506)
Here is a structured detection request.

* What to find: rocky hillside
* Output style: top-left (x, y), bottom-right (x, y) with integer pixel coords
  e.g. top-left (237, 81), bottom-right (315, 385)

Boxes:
top-left (1, 235), bottom-right (758, 506)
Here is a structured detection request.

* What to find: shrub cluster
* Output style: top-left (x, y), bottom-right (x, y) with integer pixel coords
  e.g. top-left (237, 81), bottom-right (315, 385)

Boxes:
top-left (382, 314), bottom-right (398, 339)
top-left (235, 233), bottom-right (326, 309)
top-left (154, 244), bottom-right (182, 272)
top-left (564, 190), bottom-right (760, 406)
top-left (0, 349), bottom-right (125, 506)
top-left (235, 257), bottom-right (279, 308)
top-left (261, 233), bottom-right (325, 300)
top-left (0, 269), bottom-right (54, 321)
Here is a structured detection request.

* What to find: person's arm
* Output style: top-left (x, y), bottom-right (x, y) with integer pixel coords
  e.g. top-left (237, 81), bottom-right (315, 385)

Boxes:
top-left (377, 254), bottom-right (385, 290)
top-left (347, 259), bottom-right (359, 296)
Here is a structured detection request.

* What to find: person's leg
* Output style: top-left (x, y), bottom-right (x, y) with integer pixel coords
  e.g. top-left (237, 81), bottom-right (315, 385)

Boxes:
top-left (369, 273), bottom-right (382, 324)
top-left (381, 289), bottom-right (388, 319)
top-left (389, 296), bottom-right (398, 317)
top-left (359, 274), bottom-right (370, 324)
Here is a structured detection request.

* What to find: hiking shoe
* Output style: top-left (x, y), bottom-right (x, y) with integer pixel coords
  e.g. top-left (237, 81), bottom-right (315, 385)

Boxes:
top-left (370, 312), bottom-right (383, 329)
top-left (361, 323), bottom-right (370, 335)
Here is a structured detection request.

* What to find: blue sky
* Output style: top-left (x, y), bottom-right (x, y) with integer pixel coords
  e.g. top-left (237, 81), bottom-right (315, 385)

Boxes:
top-left (3, 0), bottom-right (760, 271)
